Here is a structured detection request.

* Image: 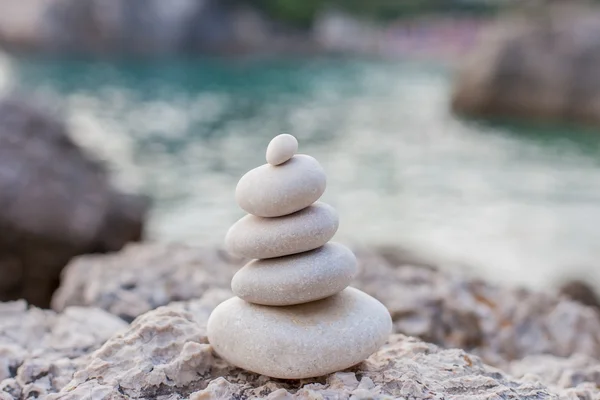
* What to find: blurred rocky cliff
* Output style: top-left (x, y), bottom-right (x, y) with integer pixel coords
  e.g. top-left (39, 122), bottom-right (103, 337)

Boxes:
top-left (0, 95), bottom-right (149, 308)
top-left (452, 3), bottom-right (600, 126)
top-left (3, 244), bottom-right (600, 398)
top-left (0, 0), bottom-right (491, 58)
top-left (0, 0), bottom-right (318, 56)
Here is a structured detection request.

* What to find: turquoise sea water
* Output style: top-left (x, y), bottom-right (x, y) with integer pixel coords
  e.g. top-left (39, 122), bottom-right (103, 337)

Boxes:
top-left (7, 56), bottom-right (600, 289)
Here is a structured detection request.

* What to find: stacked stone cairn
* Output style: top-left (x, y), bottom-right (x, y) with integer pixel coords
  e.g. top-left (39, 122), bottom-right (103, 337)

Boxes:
top-left (207, 134), bottom-right (392, 379)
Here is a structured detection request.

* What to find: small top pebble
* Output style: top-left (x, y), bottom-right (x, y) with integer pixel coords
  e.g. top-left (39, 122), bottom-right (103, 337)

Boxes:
top-left (266, 134), bottom-right (298, 166)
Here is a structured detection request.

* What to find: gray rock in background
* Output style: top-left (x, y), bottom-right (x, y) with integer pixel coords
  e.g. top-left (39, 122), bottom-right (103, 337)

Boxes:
top-left (51, 244), bottom-right (242, 322)
top-left (509, 354), bottom-right (600, 399)
top-left (0, 300), bottom-right (126, 399)
top-left (452, 3), bottom-right (600, 126)
top-left (559, 280), bottom-right (600, 309)
top-left (47, 304), bottom-right (558, 400)
top-left (52, 243), bottom-right (600, 369)
top-left (0, 95), bottom-right (149, 307)
top-left (353, 248), bottom-right (600, 369)
top-left (5, 242), bottom-right (600, 399)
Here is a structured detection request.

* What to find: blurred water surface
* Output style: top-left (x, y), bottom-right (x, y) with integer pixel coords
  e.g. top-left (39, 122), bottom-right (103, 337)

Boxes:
top-left (11, 56), bottom-right (600, 289)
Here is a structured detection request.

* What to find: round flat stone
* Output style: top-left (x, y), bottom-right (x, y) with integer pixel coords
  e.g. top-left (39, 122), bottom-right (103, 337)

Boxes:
top-left (235, 154), bottom-right (326, 218)
top-left (225, 202), bottom-right (339, 259)
top-left (232, 242), bottom-right (357, 306)
top-left (207, 287), bottom-right (392, 379)
top-left (266, 134), bottom-right (298, 165)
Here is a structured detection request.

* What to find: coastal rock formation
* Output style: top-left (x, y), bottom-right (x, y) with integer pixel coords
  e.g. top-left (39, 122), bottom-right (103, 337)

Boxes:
top-left (47, 304), bottom-right (560, 400)
top-left (0, 0), bottom-right (316, 56)
top-left (559, 280), bottom-right (600, 309)
top-left (452, 4), bottom-right (600, 126)
top-left (4, 244), bottom-right (600, 398)
top-left (352, 248), bottom-right (600, 369)
top-left (0, 95), bottom-right (148, 307)
top-left (52, 244), bottom-right (242, 322)
top-left (51, 242), bottom-right (600, 369)
top-left (39, 0), bottom-right (206, 55)
top-left (210, 134), bottom-right (392, 379)
top-left (0, 300), bottom-right (126, 398)
top-left (508, 353), bottom-right (600, 399)
top-left (0, 292), bottom-right (597, 399)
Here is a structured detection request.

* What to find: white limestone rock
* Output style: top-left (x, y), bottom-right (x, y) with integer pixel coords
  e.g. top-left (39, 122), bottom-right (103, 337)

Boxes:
top-left (509, 353), bottom-right (600, 398)
top-left (232, 242), bottom-right (357, 306)
top-left (225, 202), bottom-right (339, 259)
top-left (51, 243), bottom-right (600, 370)
top-left (47, 304), bottom-right (562, 399)
top-left (0, 300), bottom-right (126, 398)
top-left (52, 243), bottom-right (243, 322)
top-left (49, 306), bottom-right (216, 400)
top-left (235, 154), bottom-right (326, 218)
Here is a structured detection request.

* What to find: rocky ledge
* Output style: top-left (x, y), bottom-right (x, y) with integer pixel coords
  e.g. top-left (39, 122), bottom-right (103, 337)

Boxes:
top-left (2, 243), bottom-right (600, 399)
top-left (0, 298), bottom-right (592, 399)
top-left (0, 300), bottom-right (126, 399)
top-left (46, 307), bottom-right (562, 399)
top-left (53, 243), bottom-right (600, 368)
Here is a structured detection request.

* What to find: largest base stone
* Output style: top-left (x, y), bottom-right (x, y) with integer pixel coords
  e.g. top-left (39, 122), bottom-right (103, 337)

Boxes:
top-left (207, 287), bottom-right (392, 379)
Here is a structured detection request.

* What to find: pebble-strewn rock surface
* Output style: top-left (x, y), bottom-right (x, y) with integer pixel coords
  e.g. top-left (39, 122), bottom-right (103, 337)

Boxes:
top-left (45, 306), bottom-right (558, 399)
top-left (2, 244), bottom-right (600, 398)
top-left (52, 243), bottom-right (600, 368)
top-left (51, 244), bottom-right (243, 322)
top-left (509, 354), bottom-right (600, 399)
top-left (0, 300), bottom-right (126, 399)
